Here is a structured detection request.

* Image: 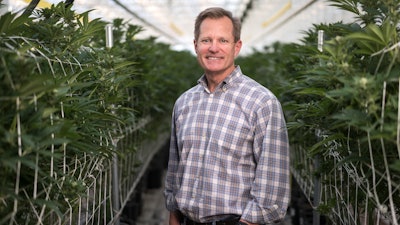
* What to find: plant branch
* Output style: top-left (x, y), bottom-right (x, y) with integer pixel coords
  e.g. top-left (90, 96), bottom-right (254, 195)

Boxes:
top-left (22, 0), bottom-right (40, 16)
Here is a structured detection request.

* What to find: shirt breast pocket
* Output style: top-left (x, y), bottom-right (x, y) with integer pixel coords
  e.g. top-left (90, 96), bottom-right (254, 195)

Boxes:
top-left (214, 120), bottom-right (253, 161)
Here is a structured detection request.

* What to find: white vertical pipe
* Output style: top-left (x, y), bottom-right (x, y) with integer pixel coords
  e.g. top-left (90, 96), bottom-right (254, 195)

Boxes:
top-left (106, 24), bottom-right (120, 224)
top-left (313, 30), bottom-right (324, 225)
top-left (105, 24), bottom-right (113, 49)
top-left (318, 30), bottom-right (324, 52)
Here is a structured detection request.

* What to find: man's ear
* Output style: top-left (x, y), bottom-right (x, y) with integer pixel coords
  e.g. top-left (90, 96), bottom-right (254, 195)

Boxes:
top-left (234, 40), bottom-right (242, 57)
top-left (193, 39), bottom-right (198, 53)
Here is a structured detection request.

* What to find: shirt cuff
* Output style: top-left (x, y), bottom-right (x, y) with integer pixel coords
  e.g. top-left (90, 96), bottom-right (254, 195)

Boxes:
top-left (242, 201), bottom-right (284, 224)
top-left (164, 190), bottom-right (179, 212)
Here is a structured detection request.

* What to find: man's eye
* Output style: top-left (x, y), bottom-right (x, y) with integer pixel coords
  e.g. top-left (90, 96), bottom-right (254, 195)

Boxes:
top-left (201, 39), bottom-right (210, 43)
top-left (220, 39), bottom-right (229, 43)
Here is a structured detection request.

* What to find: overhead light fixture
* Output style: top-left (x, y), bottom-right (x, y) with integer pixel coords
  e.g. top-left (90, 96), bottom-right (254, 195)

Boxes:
top-left (22, 0), bottom-right (52, 8)
top-left (170, 22), bottom-right (184, 36)
top-left (262, 1), bottom-right (292, 28)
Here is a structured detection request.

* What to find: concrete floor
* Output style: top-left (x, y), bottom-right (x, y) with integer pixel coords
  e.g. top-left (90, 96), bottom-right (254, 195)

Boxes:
top-left (136, 186), bottom-right (169, 225)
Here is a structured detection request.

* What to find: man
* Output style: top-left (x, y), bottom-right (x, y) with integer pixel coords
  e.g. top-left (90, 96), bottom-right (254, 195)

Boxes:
top-left (164, 7), bottom-right (290, 225)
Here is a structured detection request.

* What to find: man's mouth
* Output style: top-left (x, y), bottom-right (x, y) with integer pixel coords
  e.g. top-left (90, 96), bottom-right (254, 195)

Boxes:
top-left (206, 56), bottom-right (222, 60)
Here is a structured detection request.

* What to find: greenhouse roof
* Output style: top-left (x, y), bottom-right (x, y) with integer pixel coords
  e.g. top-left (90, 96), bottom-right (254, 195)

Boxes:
top-left (8, 0), bottom-right (355, 55)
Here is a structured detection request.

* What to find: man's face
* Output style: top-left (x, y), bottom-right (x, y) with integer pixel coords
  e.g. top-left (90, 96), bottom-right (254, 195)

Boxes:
top-left (194, 16), bottom-right (242, 77)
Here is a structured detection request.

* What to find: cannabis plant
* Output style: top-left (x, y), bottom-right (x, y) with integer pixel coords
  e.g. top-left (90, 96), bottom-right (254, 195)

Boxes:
top-left (0, 2), bottom-right (198, 224)
top-left (238, 0), bottom-right (400, 224)
top-left (285, 0), bottom-right (400, 224)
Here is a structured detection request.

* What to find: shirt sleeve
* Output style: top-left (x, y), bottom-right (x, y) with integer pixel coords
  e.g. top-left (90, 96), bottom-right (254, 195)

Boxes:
top-left (163, 108), bottom-right (180, 212)
top-left (241, 98), bottom-right (291, 224)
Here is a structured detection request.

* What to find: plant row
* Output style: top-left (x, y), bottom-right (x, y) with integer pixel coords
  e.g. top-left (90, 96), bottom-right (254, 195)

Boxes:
top-left (0, 2), bottom-right (200, 223)
top-left (1, 0), bottom-right (400, 224)
top-left (238, 0), bottom-right (400, 223)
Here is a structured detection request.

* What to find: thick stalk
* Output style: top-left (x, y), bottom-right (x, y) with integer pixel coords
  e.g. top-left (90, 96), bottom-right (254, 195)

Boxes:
top-left (22, 0), bottom-right (40, 16)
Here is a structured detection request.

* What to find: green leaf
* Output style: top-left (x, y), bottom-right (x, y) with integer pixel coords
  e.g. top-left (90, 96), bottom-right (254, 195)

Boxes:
top-left (331, 108), bottom-right (369, 126)
top-left (33, 199), bottom-right (63, 218)
top-left (367, 24), bottom-right (386, 44)
top-left (335, 154), bottom-right (369, 171)
top-left (347, 32), bottom-right (383, 45)
top-left (328, 0), bottom-right (360, 15)
top-left (0, 12), bottom-right (30, 35)
top-left (17, 74), bottom-right (58, 97)
top-left (390, 160), bottom-right (400, 172)
top-left (296, 88), bottom-right (326, 96)
top-left (309, 133), bottom-right (345, 156)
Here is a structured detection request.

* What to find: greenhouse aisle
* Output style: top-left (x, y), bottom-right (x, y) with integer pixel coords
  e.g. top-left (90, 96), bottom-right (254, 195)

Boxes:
top-left (135, 174), bottom-right (169, 225)
top-left (135, 171), bottom-right (294, 225)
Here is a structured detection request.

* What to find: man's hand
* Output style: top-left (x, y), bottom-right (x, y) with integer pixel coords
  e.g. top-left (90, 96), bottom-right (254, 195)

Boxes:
top-left (169, 211), bottom-right (181, 225)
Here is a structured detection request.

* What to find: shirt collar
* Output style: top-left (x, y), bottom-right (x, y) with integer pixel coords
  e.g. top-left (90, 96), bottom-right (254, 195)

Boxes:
top-left (197, 65), bottom-right (242, 92)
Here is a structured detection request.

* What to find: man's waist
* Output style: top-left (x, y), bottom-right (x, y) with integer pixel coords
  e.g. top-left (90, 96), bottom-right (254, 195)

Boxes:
top-left (182, 215), bottom-right (240, 225)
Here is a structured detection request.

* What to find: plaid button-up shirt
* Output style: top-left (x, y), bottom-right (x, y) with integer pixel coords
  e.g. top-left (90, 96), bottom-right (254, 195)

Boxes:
top-left (164, 66), bottom-right (290, 224)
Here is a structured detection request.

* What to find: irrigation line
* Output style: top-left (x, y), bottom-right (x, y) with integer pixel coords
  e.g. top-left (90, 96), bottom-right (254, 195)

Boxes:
top-left (11, 97), bottom-right (22, 225)
top-left (398, 77), bottom-right (400, 159)
top-left (367, 130), bottom-right (382, 209)
top-left (50, 114), bottom-right (55, 178)
top-left (103, 171), bottom-right (108, 225)
top-left (379, 81), bottom-right (398, 225)
top-left (34, 152), bottom-right (39, 199)
top-left (23, 189), bottom-right (41, 225)
top-left (371, 41), bottom-right (400, 56)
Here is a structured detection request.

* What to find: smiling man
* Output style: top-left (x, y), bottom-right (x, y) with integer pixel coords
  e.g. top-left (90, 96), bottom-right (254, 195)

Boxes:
top-left (194, 13), bottom-right (241, 92)
top-left (164, 7), bottom-right (290, 225)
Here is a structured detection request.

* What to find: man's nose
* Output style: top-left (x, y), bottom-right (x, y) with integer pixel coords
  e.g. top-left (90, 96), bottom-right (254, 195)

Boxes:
top-left (208, 41), bottom-right (219, 52)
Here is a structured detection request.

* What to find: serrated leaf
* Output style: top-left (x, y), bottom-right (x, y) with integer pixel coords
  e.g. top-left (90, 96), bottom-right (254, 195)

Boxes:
top-left (0, 12), bottom-right (30, 35)
top-left (17, 75), bottom-right (57, 97)
top-left (331, 108), bottom-right (368, 126)
top-left (296, 88), bottom-right (326, 96)
top-left (367, 24), bottom-right (386, 44)
top-left (309, 133), bottom-right (345, 156)
top-left (347, 32), bottom-right (383, 44)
